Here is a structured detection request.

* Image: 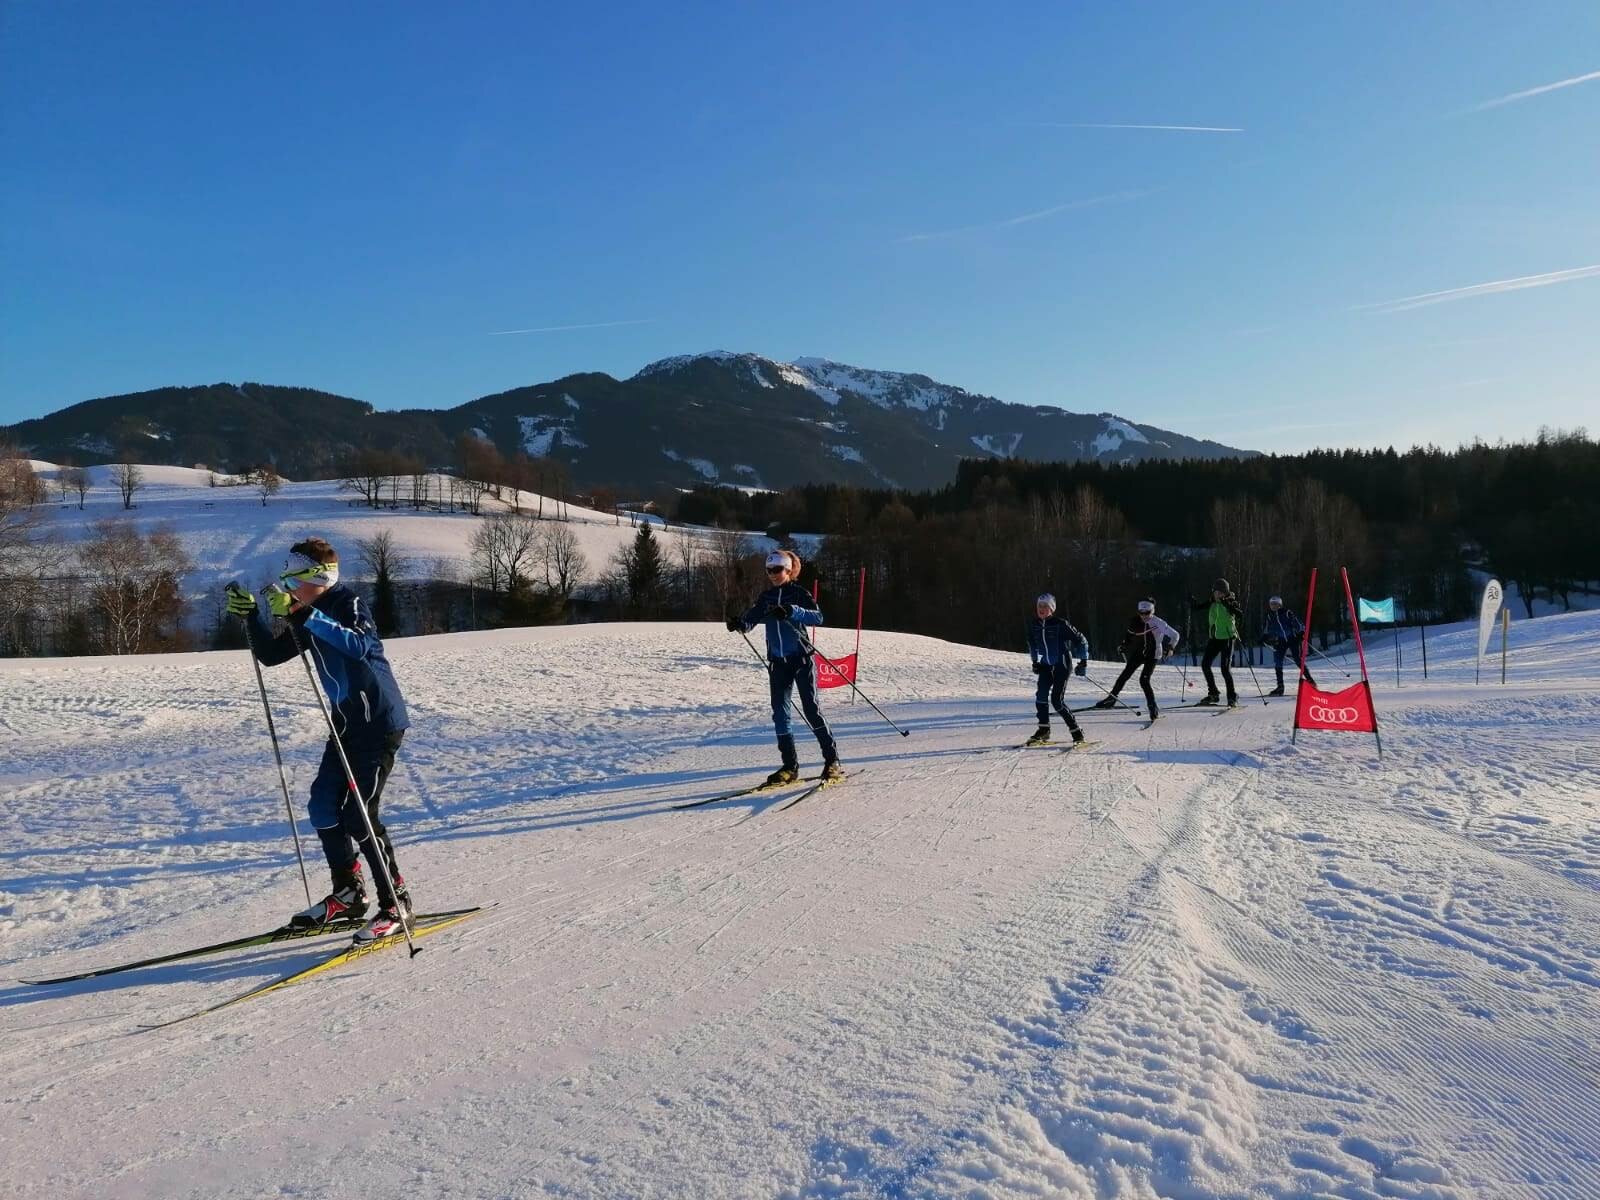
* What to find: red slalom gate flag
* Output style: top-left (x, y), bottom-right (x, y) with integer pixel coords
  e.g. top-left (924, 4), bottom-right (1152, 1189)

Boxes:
top-left (1294, 679), bottom-right (1378, 733)
top-left (812, 568), bottom-right (866, 690)
top-left (815, 652), bottom-right (858, 688)
top-left (1291, 566), bottom-right (1383, 757)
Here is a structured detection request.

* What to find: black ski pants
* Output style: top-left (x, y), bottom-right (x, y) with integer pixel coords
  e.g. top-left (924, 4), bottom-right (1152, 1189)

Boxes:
top-left (1201, 638), bottom-right (1237, 701)
top-left (309, 730), bottom-right (405, 900)
top-left (1110, 652), bottom-right (1159, 712)
top-left (1034, 663), bottom-right (1082, 730)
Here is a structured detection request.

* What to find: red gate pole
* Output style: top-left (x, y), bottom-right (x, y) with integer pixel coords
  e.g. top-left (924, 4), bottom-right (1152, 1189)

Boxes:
top-left (1340, 567), bottom-right (1381, 757)
top-left (1294, 567), bottom-right (1318, 745)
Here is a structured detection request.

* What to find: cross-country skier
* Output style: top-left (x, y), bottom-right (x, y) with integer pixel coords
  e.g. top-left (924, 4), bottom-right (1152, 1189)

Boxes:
top-left (1190, 579), bottom-right (1244, 707)
top-left (726, 550), bottom-right (843, 786)
top-left (224, 538), bottom-right (413, 946)
top-left (1093, 598), bottom-right (1180, 719)
top-left (1024, 593), bottom-right (1088, 746)
top-left (1262, 595), bottom-right (1316, 695)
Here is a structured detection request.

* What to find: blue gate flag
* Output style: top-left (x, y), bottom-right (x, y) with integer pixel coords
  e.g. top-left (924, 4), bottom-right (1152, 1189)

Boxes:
top-left (1358, 596), bottom-right (1395, 624)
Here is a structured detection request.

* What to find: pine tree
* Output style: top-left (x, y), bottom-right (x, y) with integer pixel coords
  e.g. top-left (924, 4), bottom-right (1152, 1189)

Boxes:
top-left (627, 521), bottom-right (663, 617)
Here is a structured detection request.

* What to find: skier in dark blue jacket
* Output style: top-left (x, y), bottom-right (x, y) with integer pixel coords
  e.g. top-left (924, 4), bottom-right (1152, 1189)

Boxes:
top-left (1262, 595), bottom-right (1316, 695)
top-left (726, 550), bottom-right (842, 786)
top-left (1025, 593), bottom-right (1088, 746)
top-left (225, 537), bottom-right (413, 945)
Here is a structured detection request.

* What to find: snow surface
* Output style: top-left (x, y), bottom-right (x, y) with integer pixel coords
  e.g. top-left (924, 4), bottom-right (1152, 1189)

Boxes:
top-left (661, 447), bottom-right (719, 480)
top-left (19, 462), bottom-right (763, 600)
top-left (1090, 416), bottom-right (1152, 458)
top-left (3, 610), bottom-right (1599, 1197)
top-left (971, 432), bottom-right (1025, 458)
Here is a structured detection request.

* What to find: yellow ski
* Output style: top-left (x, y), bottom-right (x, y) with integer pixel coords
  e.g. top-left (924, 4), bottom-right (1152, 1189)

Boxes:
top-left (138, 907), bottom-right (484, 1031)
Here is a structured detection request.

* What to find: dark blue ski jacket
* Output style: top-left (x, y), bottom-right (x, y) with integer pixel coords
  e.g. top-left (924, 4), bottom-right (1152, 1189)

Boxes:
top-left (735, 582), bottom-right (824, 658)
top-left (1262, 608), bottom-right (1305, 648)
top-left (247, 583), bottom-right (410, 740)
top-left (1027, 616), bottom-right (1089, 668)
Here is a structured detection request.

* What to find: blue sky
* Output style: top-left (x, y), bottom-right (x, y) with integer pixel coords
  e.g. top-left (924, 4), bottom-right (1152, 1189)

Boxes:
top-left (2, 1), bottom-right (1596, 452)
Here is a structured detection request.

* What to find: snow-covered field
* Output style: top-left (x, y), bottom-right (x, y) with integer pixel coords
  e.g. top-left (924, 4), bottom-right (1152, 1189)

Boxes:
top-left (3, 612), bottom-right (1598, 1199)
top-left (22, 462), bottom-right (742, 596)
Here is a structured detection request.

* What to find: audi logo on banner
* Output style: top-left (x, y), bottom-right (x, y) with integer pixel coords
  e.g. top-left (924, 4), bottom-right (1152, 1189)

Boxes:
top-left (1308, 705), bottom-right (1361, 724)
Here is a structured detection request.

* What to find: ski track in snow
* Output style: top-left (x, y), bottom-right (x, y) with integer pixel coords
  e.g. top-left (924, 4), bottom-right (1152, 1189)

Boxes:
top-left (2, 616), bottom-right (1599, 1199)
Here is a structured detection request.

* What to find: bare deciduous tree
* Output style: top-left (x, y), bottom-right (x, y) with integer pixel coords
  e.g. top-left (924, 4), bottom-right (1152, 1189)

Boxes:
top-left (62, 465), bottom-right (90, 510)
top-left (111, 462), bottom-right (144, 510)
top-left (540, 524), bottom-right (586, 602)
top-left (253, 465), bottom-right (283, 506)
top-left (76, 521), bottom-right (193, 654)
top-left (470, 512), bottom-right (543, 595)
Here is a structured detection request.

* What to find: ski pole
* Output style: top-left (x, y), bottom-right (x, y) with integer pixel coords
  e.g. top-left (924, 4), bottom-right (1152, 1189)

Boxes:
top-left (735, 626), bottom-right (806, 724)
top-left (287, 623), bottom-right (418, 957)
top-left (785, 620), bottom-right (910, 737)
top-left (1306, 642), bottom-right (1354, 678)
top-left (1231, 635), bottom-right (1270, 705)
top-left (1077, 668), bottom-right (1143, 715)
top-left (235, 598), bottom-right (312, 907)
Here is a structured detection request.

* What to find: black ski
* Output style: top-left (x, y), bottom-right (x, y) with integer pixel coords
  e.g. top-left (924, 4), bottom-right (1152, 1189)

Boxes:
top-left (138, 907), bottom-right (485, 1030)
top-left (20, 908), bottom-right (476, 986)
top-left (1069, 703), bottom-right (1143, 716)
top-left (774, 771), bottom-right (855, 812)
top-left (671, 776), bottom-right (820, 810)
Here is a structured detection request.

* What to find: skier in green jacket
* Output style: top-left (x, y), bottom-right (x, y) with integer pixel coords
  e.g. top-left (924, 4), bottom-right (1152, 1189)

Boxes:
top-left (1190, 578), bottom-right (1244, 707)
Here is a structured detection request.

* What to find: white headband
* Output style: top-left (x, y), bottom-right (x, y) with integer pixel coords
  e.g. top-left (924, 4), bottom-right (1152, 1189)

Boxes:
top-left (282, 550), bottom-right (339, 588)
top-left (1036, 593), bottom-right (1056, 610)
top-left (765, 552), bottom-right (791, 570)
top-left (1137, 600), bottom-right (1154, 613)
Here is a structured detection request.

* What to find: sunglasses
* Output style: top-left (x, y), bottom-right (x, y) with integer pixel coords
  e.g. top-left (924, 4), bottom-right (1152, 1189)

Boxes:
top-left (281, 565), bottom-right (327, 584)
top-left (766, 566), bottom-right (787, 575)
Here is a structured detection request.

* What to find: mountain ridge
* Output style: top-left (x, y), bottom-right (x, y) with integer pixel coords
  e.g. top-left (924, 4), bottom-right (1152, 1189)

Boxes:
top-left (4, 352), bottom-right (1255, 491)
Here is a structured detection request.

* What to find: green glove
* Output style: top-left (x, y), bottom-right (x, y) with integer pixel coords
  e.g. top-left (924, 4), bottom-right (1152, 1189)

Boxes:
top-left (225, 583), bottom-right (257, 617)
top-left (262, 583), bottom-right (293, 618)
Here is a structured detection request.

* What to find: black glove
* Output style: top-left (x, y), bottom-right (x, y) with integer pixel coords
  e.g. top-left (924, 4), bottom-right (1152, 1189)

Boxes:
top-left (725, 617), bottom-right (742, 633)
top-left (1074, 660), bottom-right (1087, 677)
top-left (1031, 662), bottom-right (1045, 675)
top-left (766, 603), bottom-right (793, 620)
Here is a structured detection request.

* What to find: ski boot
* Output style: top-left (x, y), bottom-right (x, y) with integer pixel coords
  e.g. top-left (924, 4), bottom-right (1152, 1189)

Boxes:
top-left (292, 862), bottom-right (367, 930)
top-left (1091, 695), bottom-right (1118, 710)
top-left (1195, 693), bottom-right (1221, 707)
top-left (764, 735), bottom-right (800, 787)
top-left (1025, 725), bottom-right (1051, 746)
top-left (1226, 695), bottom-right (1240, 708)
top-left (353, 879), bottom-right (411, 946)
top-left (1268, 684), bottom-right (1285, 697)
top-left (1070, 727), bottom-right (1086, 745)
top-left (1146, 704), bottom-right (1160, 721)
top-left (820, 758), bottom-right (845, 782)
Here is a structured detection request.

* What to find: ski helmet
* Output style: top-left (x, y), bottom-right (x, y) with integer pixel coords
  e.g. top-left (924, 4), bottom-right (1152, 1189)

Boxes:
top-left (1268, 595), bottom-right (1283, 607)
top-left (1036, 593), bottom-right (1057, 613)
top-left (1212, 578), bottom-right (1230, 593)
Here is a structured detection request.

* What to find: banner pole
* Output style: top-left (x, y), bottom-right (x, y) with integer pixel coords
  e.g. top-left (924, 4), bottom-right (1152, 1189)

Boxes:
top-left (1501, 607), bottom-right (1509, 685)
top-left (1394, 625), bottom-right (1400, 688)
top-left (1420, 623), bottom-right (1428, 680)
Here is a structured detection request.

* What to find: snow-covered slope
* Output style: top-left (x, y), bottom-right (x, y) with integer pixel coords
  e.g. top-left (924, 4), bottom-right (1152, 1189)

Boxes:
top-left (3, 613), bottom-right (1598, 1197)
top-left (23, 461), bottom-right (744, 598)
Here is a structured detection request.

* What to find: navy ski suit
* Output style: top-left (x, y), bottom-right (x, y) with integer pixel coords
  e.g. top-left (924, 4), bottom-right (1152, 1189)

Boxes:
top-left (1262, 607), bottom-right (1316, 689)
top-left (735, 582), bottom-right (838, 764)
top-left (1027, 616), bottom-right (1088, 730)
top-left (246, 583), bottom-right (411, 897)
